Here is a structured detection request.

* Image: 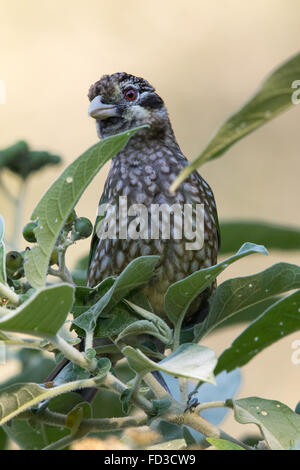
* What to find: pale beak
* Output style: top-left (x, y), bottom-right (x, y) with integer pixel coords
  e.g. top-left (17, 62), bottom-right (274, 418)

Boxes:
top-left (88, 96), bottom-right (118, 120)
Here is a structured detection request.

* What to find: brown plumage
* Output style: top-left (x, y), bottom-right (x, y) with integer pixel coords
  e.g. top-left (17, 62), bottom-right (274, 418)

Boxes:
top-left (87, 73), bottom-right (220, 326)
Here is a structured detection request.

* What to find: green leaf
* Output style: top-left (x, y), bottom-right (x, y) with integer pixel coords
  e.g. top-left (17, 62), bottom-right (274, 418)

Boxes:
top-left (165, 242), bottom-right (267, 328)
top-left (0, 215), bottom-right (6, 284)
top-left (116, 320), bottom-right (168, 344)
top-left (3, 391), bottom-right (86, 450)
top-left (24, 126), bottom-right (147, 289)
top-left (0, 284), bottom-right (74, 337)
top-left (52, 361), bottom-right (91, 386)
top-left (179, 296), bottom-right (279, 342)
top-left (228, 397), bottom-right (300, 450)
top-left (93, 302), bottom-right (139, 338)
top-left (216, 289), bottom-right (300, 374)
top-left (151, 397), bottom-right (172, 416)
top-left (72, 279), bottom-right (114, 319)
top-left (3, 419), bottom-right (68, 450)
top-left (170, 53), bottom-right (300, 191)
top-left (195, 262), bottom-right (300, 341)
top-left (73, 256), bottom-right (159, 333)
top-left (206, 437), bottom-right (244, 450)
top-left (220, 220), bottom-right (300, 255)
top-left (123, 343), bottom-right (217, 383)
top-left (0, 369), bottom-right (107, 426)
top-left (123, 300), bottom-right (173, 345)
top-left (214, 296), bottom-right (280, 329)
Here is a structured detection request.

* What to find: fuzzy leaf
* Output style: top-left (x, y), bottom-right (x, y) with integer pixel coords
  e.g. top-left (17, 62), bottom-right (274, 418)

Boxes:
top-left (123, 343), bottom-right (217, 383)
top-left (216, 289), bottom-right (300, 374)
top-left (0, 284), bottom-right (74, 338)
top-left (24, 126), bottom-right (147, 289)
top-left (73, 256), bottom-right (159, 333)
top-left (195, 262), bottom-right (300, 341)
top-left (220, 220), bottom-right (300, 254)
top-left (116, 320), bottom-right (165, 343)
top-left (165, 242), bottom-right (267, 327)
top-left (229, 397), bottom-right (300, 450)
top-left (0, 368), bottom-right (108, 426)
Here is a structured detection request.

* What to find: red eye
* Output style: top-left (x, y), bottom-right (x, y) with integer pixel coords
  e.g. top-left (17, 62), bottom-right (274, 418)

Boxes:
top-left (125, 89), bottom-right (137, 101)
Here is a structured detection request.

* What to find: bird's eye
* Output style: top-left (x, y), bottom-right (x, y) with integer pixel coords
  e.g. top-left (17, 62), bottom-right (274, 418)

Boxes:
top-left (124, 88), bottom-right (137, 101)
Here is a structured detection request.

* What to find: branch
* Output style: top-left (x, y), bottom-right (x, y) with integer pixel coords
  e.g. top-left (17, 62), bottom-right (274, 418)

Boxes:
top-left (43, 433), bottom-right (80, 450)
top-left (19, 408), bottom-right (148, 434)
top-left (104, 372), bottom-right (154, 414)
top-left (165, 411), bottom-right (253, 450)
top-left (50, 334), bottom-right (97, 372)
top-left (143, 373), bottom-right (171, 400)
top-left (0, 282), bottom-right (20, 306)
top-left (195, 400), bottom-right (227, 413)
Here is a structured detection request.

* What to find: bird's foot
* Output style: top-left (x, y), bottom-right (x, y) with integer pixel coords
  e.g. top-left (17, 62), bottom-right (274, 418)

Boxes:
top-left (184, 389), bottom-right (199, 412)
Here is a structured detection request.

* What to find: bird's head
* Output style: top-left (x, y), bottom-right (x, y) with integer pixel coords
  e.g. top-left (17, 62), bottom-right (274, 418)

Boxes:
top-left (88, 72), bottom-right (171, 139)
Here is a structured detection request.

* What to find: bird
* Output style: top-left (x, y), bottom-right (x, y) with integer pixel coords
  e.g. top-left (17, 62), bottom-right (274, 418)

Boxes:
top-left (87, 72), bottom-right (220, 327)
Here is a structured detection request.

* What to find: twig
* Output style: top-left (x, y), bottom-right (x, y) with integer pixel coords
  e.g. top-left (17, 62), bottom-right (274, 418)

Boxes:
top-left (19, 408), bottom-right (148, 434)
top-left (172, 322), bottom-right (182, 352)
top-left (131, 374), bottom-right (144, 399)
top-left (143, 373), bottom-right (170, 400)
top-left (50, 334), bottom-right (97, 372)
top-left (85, 330), bottom-right (94, 353)
top-left (0, 281), bottom-right (20, 306)
top-left (104, 372), bottom-right (154, 414)
top-left (195, 400), bottom-right (227, 413)
top-left (48, 266), bottom-right (74, 285)
top-left (57, 245), bottom-right (74, 284)
top-left (179, 378), bottom-right (189, 405)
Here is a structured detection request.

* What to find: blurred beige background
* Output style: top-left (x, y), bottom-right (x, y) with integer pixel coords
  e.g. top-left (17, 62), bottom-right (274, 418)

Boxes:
top-left (0, 0), bottom-right (300, 442)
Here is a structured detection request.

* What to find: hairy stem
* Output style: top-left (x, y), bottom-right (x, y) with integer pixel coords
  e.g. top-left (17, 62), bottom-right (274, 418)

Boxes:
top-left (143, 373), bottom-right (170, 400)
top-left (85, 330), bottom-right (94, 353)
top-left (57, 245), bottom-right (74, 284)
top-left (179, 378), bottom-right (189, 405)
top-left (104, 372), bottom-right (154, 414)
top-left (51, 334), bottom-right (96, 372)
top-left (0, 281), bottom-right (20, 306)
top-left (195, 400), bottom-right (227, 413)
top-left (19, 408), bottom-right (148, 434)
top-left (172, 319), bottom-right (183, 352)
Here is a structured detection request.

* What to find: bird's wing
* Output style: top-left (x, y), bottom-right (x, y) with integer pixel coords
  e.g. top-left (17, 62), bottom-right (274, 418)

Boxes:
top-left (212, 205), bottom-right (221, 252)
top-left (195, 171), bottom-right (221, 252)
